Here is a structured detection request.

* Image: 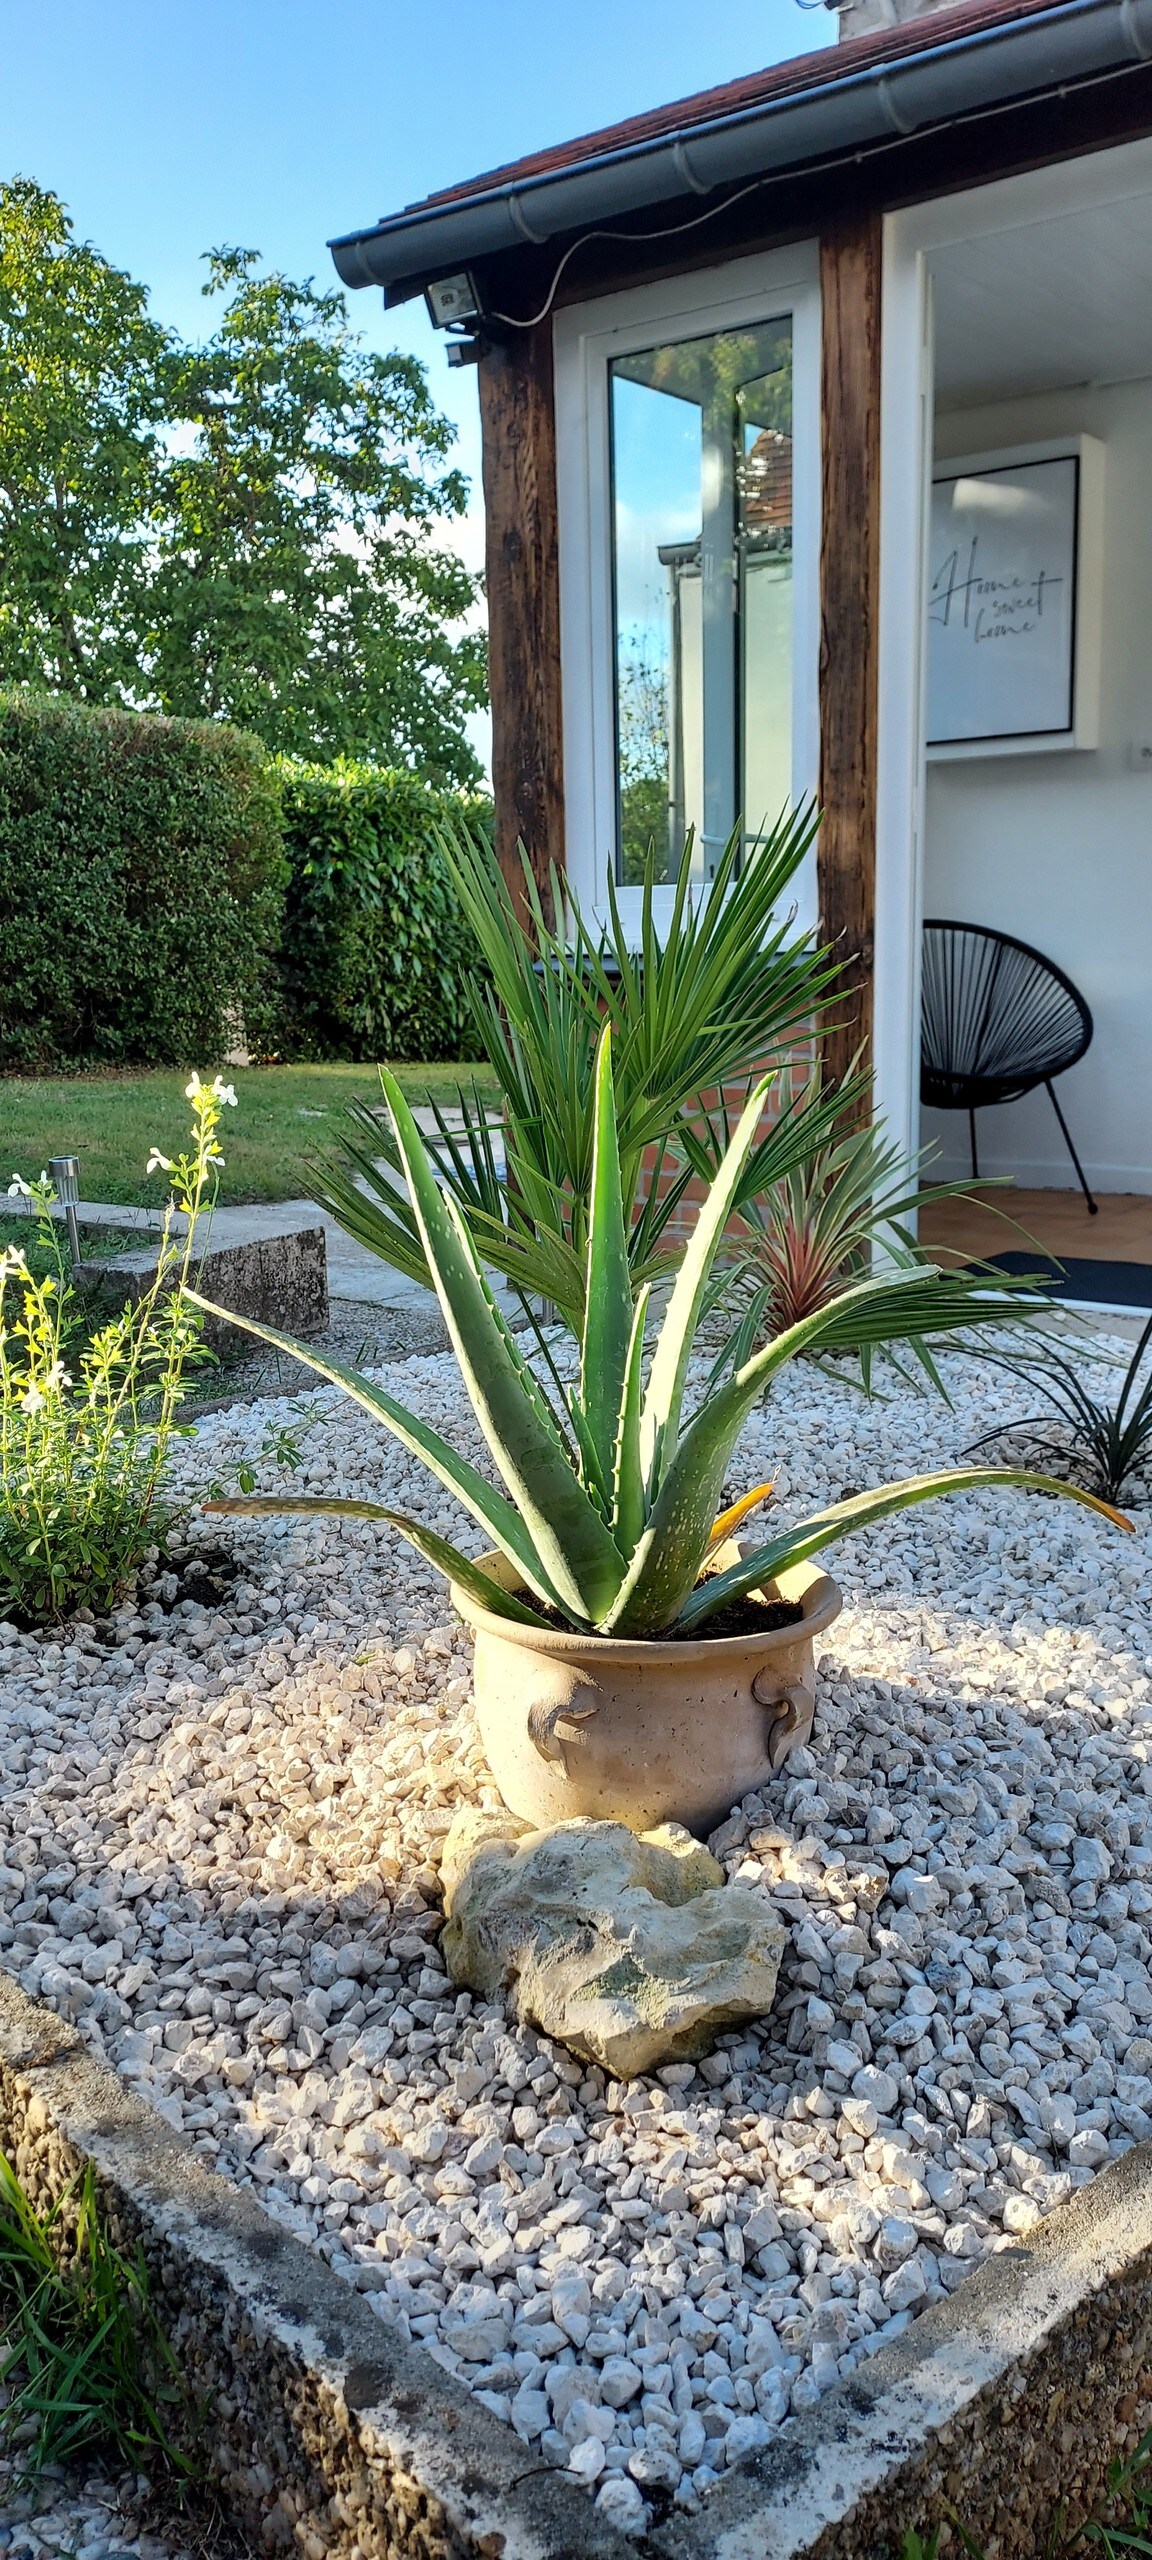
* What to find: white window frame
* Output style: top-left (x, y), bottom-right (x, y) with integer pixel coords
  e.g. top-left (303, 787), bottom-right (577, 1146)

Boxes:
top-left (553, 242), bottom-right (822, 937)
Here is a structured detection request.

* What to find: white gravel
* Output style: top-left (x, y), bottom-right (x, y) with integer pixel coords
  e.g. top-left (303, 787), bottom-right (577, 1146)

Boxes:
top-left (2, 1336), bottom-right (1151, 2534)
top-left (0, 2461), bottom-right (216, 2560)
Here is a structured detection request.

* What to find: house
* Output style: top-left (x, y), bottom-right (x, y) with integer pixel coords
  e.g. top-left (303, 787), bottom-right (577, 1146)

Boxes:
top-left (330, 0), bottom-right (1152, 1238)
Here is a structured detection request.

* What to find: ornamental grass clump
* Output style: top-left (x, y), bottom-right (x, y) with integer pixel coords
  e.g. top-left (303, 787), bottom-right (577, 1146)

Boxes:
top-left (967, 1308), bottom-right (1152, 1506)
top-left (0, 1077), bottom-right (228, 1624)
top-left (195, 1030), bottom-right (1130, 1638)
top-left (0, 2156), bottom-right (188, 2486)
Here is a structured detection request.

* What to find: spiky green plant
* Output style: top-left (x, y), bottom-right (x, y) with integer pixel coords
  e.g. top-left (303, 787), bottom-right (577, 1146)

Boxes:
top-left (700, 1060), bottom-right (1013, 1389)
top-left (191, 1031), bottom-right (1128, 1638)
top-left (966, 1310), bottom-right (1152, 1506)
top-left (313, 811), bottom-right (854, 1340)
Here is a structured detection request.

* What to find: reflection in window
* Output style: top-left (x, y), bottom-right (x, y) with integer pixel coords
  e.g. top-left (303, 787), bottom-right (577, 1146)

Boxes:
top-left (610, 318), bottom-right (792, 885)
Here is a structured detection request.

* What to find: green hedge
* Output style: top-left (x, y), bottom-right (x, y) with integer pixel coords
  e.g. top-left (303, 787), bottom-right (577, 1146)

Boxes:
top-left (0, 692), bottom-right (286, 1069)
top-left (274, 761), bottom-right (490, 1062)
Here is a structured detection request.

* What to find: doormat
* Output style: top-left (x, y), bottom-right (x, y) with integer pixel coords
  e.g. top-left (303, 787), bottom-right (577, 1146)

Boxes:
top-left (978, 1250), bottom-right (1152, 1308)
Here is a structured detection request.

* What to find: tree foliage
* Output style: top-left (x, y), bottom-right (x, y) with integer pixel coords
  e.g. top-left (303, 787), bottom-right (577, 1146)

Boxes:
top-left (0, 181), bottom-right (484, 781)
top-left (0, 177), bottom-right (172, 700)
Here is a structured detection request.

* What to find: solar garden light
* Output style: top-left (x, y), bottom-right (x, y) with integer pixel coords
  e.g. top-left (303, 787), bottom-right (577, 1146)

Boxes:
top-left (48, 1156), bottom-right (82, 1277)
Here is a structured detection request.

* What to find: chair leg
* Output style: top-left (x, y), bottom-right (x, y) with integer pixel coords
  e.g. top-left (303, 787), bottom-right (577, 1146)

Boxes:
top-left (968, 1107), bottom-right (980, 1182)
top-left (1045, 1079), bottom-right (1098, 1214)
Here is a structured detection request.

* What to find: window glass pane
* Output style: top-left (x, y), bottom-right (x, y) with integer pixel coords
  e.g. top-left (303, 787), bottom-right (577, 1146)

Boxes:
top-left (610, 318), bottom-right (792, 885)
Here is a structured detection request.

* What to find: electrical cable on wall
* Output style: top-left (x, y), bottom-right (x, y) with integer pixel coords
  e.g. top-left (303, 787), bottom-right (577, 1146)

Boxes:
top-left (428, 49), bottom-right (1151, 344)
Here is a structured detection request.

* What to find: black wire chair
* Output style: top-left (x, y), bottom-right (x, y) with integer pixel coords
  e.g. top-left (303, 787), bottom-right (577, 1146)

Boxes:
top-left (921, 919), bottom-right (1097, 1214)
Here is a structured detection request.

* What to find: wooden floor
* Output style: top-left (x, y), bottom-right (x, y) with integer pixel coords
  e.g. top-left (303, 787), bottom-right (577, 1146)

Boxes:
top-left (919, 1187), bottom-right (1152, 1266)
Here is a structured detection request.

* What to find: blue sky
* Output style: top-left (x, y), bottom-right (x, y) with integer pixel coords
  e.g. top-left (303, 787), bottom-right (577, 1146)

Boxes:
top-left (1, 0), bottom-right (831, 761)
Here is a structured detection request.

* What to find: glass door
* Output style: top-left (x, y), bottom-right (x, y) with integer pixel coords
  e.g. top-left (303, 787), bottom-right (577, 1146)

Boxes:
top-left (608, 318), bottom-right (793, 884)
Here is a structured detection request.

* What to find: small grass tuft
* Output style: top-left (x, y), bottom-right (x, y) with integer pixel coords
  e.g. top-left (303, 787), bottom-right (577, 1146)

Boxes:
top-left (0, 2153), bottom-right (189, 2488)
top-left (899, 2429), bottom-right (1152, 2560)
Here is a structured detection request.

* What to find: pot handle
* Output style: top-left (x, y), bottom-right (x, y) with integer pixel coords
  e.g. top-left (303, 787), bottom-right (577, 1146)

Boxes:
top-left (751, 1673), bottom-right (814, 1772)
top-left (527, 1694), bottom-right (600, 1764)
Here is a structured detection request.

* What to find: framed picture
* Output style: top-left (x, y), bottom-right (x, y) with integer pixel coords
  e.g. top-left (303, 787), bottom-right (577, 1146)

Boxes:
top-left (926, 437), bottom-right (1104, 759)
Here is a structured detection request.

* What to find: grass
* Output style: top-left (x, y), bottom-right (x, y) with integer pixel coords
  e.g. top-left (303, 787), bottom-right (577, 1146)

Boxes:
top-left (0, 2154), bottom-right (188, 2488)
top-left (0, 1060), bottom-right (499, 1208)
top-left (901, 2432), bottom-right (1152, 2560)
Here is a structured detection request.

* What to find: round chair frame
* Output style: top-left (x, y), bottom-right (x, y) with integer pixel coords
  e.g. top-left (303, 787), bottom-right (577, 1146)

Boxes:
top-left (920, 918), bottom-right (1097, 1214)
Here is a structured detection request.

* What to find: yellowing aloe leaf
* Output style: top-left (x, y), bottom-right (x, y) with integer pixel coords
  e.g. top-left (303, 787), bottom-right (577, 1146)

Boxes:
top-left (704, 1482), bottom-right (775, 1562)
top-left (678, 1467), bottom-right (1133, 1632)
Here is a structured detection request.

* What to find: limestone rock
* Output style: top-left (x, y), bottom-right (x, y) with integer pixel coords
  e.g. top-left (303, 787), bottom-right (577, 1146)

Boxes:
top-left (439, 1811), bottom-right (784, 2077)
top-left (438, 1803), bottom-right (529, 1903)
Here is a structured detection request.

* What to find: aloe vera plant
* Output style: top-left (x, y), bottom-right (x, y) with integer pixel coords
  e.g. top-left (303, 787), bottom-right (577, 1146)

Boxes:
top-left (191, 1033), bottom-right (1129, 1636)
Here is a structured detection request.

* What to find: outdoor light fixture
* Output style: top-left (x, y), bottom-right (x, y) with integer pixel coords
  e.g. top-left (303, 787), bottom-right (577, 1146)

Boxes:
top-left (424, 271), bottom-right (482, 330)
top-left (422, 268), bottom-right (509, 366)
top-left (48, 1155), bottom-right (83, 1277)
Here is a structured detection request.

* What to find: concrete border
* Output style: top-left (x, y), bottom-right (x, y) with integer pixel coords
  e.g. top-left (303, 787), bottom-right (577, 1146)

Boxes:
top-left (655, 2146), bottom-right (1152, 2560)
top-left (3, 1967), bottom-right (1152, 2560)
top-left (0, 1972), bottom-right (631, 2560)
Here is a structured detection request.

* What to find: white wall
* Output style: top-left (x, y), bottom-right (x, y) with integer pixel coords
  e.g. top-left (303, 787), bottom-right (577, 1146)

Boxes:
top-left (921, 379), bottom-right (1152, 1193)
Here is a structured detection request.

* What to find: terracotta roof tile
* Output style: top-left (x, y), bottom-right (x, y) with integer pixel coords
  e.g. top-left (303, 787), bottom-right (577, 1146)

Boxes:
top-left (411, 0), bottom-right (1058, 212)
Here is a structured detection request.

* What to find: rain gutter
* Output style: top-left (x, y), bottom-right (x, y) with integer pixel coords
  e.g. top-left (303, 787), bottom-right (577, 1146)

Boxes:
top-left (328, 0), bottom-right (1152, 302)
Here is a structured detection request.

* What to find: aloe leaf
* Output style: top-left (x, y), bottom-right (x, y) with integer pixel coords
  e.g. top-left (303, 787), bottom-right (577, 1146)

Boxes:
top-left (612, 1283), bottom-right (650, 1554)
top-left (565, 1381), bottom-right (612, 1514)
top-left (703, 1481), bottom-right (775, 1561)
top-left (580, 1027), bottom-right (633, 1501)
top-left (605, 1268), bottom-right (1041, 1636)
top-left (181, 1290), bottom-right (565, 1611)
top-left (639, 1075), bottom-right (771, 1491)
top-left (381, 1071), bottom-right (625, 1624)
top-left (676, 1468), bottom-right (1133, 1630)
top-left (202, 1494), bottom-right (549, 1625)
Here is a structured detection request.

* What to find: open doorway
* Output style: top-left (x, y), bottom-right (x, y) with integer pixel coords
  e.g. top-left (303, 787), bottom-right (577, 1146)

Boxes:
top-left (902, 152), bottom-right (1152, 1302)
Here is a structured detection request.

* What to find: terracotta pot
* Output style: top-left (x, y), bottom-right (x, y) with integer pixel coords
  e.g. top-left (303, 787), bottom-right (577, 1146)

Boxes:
top-left (449, 1541), bottom-right (842, 1837)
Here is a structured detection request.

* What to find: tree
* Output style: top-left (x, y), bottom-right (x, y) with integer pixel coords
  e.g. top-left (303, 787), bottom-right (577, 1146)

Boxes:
top-left (151, 250), bottom-right (485, 782)
top-left (0, 176), bottom-right (173, 700)
top-left (0, 184), bottom-right (485, 781)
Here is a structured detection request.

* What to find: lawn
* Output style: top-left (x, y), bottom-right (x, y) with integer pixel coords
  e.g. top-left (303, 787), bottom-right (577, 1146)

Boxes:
top-left (0, 1060), bottom-right (499, 1207)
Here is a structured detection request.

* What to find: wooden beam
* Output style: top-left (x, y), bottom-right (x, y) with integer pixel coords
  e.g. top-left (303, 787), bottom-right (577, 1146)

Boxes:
top-left (478, 324), bottom-right (565, 933)
top-left (818, 210), bottom-right (883, 1099)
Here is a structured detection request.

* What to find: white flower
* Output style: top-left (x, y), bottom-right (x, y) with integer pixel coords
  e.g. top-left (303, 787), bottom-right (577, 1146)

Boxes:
top-left (6, 1176), bottom-right (33, 1199)
top-left (0, 1247), bottom-right (28, 1278)
top-left (146, 1150), bottom-right (174, 1175)
top-left (184, 1076), bottom-right (202, 1101)
top-left (19, 1360), bottom-right (70, 1414)
top-left (212, 1078), bottom-right (239, 1107)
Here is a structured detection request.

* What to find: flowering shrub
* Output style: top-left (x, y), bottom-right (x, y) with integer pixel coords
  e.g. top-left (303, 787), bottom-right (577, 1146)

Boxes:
top-left (0, 1077), bottom-right (233, 1624)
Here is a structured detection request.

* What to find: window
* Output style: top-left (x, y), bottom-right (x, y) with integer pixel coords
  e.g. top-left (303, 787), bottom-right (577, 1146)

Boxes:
top-left (554, 247), bottom-right (818, 927)
top-left (609, 317), bottom-right (793, 884)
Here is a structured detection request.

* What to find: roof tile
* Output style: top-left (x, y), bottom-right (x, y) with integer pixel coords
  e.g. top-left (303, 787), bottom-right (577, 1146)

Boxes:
top-left (411, 0), bottom-right (1057, 213)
